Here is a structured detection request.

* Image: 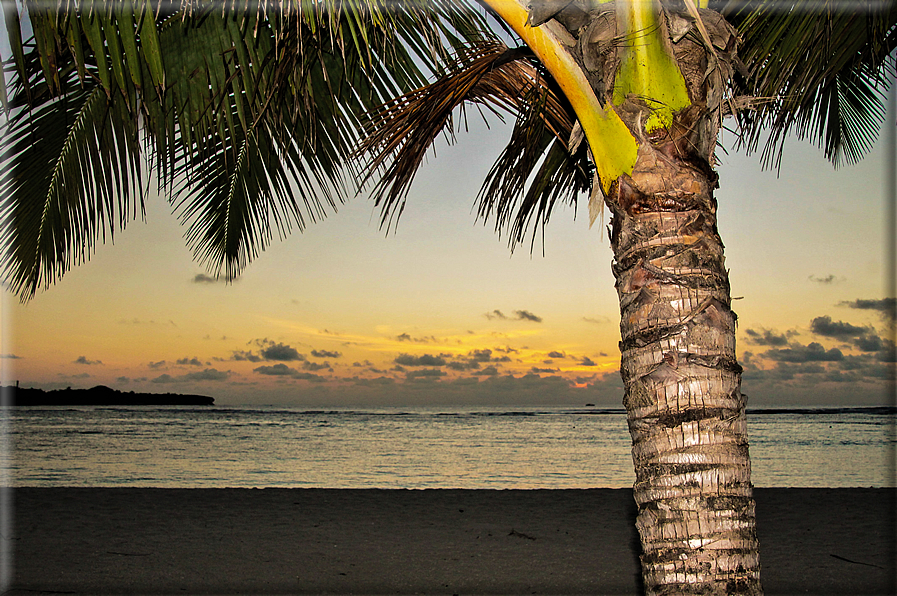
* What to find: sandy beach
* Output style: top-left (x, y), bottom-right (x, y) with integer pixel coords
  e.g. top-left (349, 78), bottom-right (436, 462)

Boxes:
top-left (5, 487), bottom-right (895, 595)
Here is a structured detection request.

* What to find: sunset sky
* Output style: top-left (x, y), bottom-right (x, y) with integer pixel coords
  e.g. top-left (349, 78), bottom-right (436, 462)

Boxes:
top-left (2, 87), bottom-right (894, 407)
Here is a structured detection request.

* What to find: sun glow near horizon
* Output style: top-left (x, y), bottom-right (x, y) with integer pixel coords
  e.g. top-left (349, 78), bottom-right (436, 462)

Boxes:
top-left (2, 105), bottom-right (894, 407)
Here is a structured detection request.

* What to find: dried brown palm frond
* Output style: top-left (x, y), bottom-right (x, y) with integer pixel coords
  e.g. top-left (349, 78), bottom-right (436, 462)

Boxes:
top-left (475, 84), bottom-right (593, 251)
top-left (357, 40), bottom-right (577, 231)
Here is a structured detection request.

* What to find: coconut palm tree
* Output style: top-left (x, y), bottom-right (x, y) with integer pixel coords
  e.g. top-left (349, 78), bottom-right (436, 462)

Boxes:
top-left (1, 1), bottom-right (894, 594)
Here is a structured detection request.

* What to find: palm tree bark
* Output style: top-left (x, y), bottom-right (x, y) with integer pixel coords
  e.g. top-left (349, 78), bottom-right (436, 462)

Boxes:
top-left (606, 136), bottom-right (761, 596)
top-left (599, 7), bottom-right (763, 596)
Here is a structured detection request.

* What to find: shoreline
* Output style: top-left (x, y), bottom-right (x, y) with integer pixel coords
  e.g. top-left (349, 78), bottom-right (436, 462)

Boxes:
top-left (5, 487), bottom-right (896, 595)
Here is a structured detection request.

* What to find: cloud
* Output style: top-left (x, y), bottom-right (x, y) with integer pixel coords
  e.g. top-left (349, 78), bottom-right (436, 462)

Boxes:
top-left (270, 369), bottom-right (628, 407)
top-left (176, 357), bottom-right (204, 367)
top-left (808, 274), bottom-right (837, 284)
top-left (311, 349), bottom-right (341, 359)
top-left (254, 364), bottom-right (327, 382)
top-left (151, 368), bottom-right (230, 383)
top-left (850, 359), bottom-right (896, 376)
top-left (474, 366), bottom-right (500, 376)
top-left (740, 344), bottom-right (896, 403)
top-left (583, 316), bottom-right (612, 325)
top-left (232, 350), bottom-right (262, 362)
top-left (849, 332), bottom-right (895, 360)
top-left (514, 310), bottom-right (543, 323)
top-left (446, 360), bottom-right (480, 371)
top-left (260, 342), bottom-right (303, 361)
top-left (406, 368), bottom-right (446, 380)
top-left (764, 342), bottom-right (844, 362)
top-left (148, 360), bottom-right (167, 369)
top-left (839, 298), bottom-right (896, 323)
top-left (773, 312), bottom-right (896, 376)
top-left (74, 356), bottom-right (102, 365)
top-left (234, 339), bottom-right (305, 362)
top-left (876, 344), bottom-right (897, 362)
top-left (192, 274), bottom-right (224, 284)
top-left (119, 318), bottom-right (177, 327)
top-left (809, 316), bottom-right (868, 339)
top-left (351, 376), bottom-right (396, 387)
top-left (468, 349), bottom-right (494, 362)
top-left (530, 366), bottom-right (559, 374)
top-left (440, 348), bottom-right (516, 374)
top-left (184, 369), bottom-right (229, 381)
top-left (853, 334), bottom-right (885, 352)
top-left (547, 351), bottom-right (566, 359)
top-left (302, 361), bottom-right (333, 372)
top-left (484, 309), bottom-right (543, 323)
top-left (254, 364), bottom-right (295, 376)
top-left (394, 353), bottom-right (447, 367)
top-left (300, 373), bottom-right (330, 383)
top-left (443, 349), bottom-right (510, 372)
top-left (579, 357), bottom-right (597, 366)
top-left (743, 328), bottom-right (792, 347)
top-left (395, 333), bottom-right (439, 343)
top-left (0, 354), bottom-right (21, 359)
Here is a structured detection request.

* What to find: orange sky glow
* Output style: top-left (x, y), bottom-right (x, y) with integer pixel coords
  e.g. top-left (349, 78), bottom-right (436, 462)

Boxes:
top-left (2, 100), bottom-right (894, 407)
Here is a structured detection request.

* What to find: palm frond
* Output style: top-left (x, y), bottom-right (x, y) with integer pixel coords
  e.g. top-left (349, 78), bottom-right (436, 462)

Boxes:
top-left (1, 0), bottom-right (498, 297)
top-left (475, 85), bottom-right (592, 250)
top-left (160, 2), bottom-right (497, 279)
top-left (718, 0), bottom-right (897, 168)
top-left (167, 11), bottom-right (387, 278)
top-left (0, 52), bottom-right (145, 300)
top-left (357, 41), bottom-right (578, 231)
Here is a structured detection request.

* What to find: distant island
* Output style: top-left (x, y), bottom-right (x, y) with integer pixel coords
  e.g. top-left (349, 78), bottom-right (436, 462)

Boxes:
top-left (2, 385), bottom-right (215, 406)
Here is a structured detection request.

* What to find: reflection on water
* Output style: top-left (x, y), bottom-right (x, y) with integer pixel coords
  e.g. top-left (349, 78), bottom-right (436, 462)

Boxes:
top-left (748, 409), bottom-right (896, 488)
top-left (5, 406), bottom-right (895, 488)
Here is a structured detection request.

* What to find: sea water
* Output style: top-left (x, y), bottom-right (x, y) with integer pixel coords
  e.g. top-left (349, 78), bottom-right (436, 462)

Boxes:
top-left (4, 405), bottom-right (895, 488)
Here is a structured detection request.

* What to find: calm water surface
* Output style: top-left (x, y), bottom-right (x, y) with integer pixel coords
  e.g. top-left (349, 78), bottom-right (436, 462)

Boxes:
top-left (5, 405), bottom-right (895, 488)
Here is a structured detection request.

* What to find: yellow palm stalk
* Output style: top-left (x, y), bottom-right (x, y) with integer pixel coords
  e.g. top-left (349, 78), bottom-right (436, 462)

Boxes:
top-left (612, 0), bottom-right (691, 133)
top-left (480, 0), bottom-right (638, 195)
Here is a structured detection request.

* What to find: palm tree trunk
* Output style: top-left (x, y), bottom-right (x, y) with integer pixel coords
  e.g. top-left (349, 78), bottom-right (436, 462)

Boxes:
top-left (605, 108), bottom-right (762, 594)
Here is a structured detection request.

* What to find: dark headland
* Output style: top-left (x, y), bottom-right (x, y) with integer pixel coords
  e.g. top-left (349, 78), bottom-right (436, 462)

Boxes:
top-left (2, 384), bottom-right (214, 406)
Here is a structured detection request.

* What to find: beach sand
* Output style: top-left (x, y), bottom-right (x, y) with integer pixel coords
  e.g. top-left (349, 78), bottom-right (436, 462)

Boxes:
top-left (5, 487), bottom-right (895, 595)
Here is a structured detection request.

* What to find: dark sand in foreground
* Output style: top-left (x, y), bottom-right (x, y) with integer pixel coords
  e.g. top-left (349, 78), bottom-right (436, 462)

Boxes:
top-left (5, 487), bottom-right (895, 595)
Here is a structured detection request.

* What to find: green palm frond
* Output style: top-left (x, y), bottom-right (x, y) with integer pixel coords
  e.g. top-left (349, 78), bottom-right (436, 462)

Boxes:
top-left (168, 9), bottom-right (407, 278)
top-left (173, 121), bottom-right (310, 280)
top-left (6, 0), bottom-right (895, 303)
top-left (1, 0), bottom-right (497, 299)
top-left (0, 48), bottom-right (145, 300)
top-left (719, 0), bottom-right (897, 168)
top-left (161, 2), bottom-right (496, 278)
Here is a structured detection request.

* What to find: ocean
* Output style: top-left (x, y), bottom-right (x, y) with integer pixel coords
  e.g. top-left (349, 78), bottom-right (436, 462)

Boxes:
top-left (5, 405), bottom-right (895, 489)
